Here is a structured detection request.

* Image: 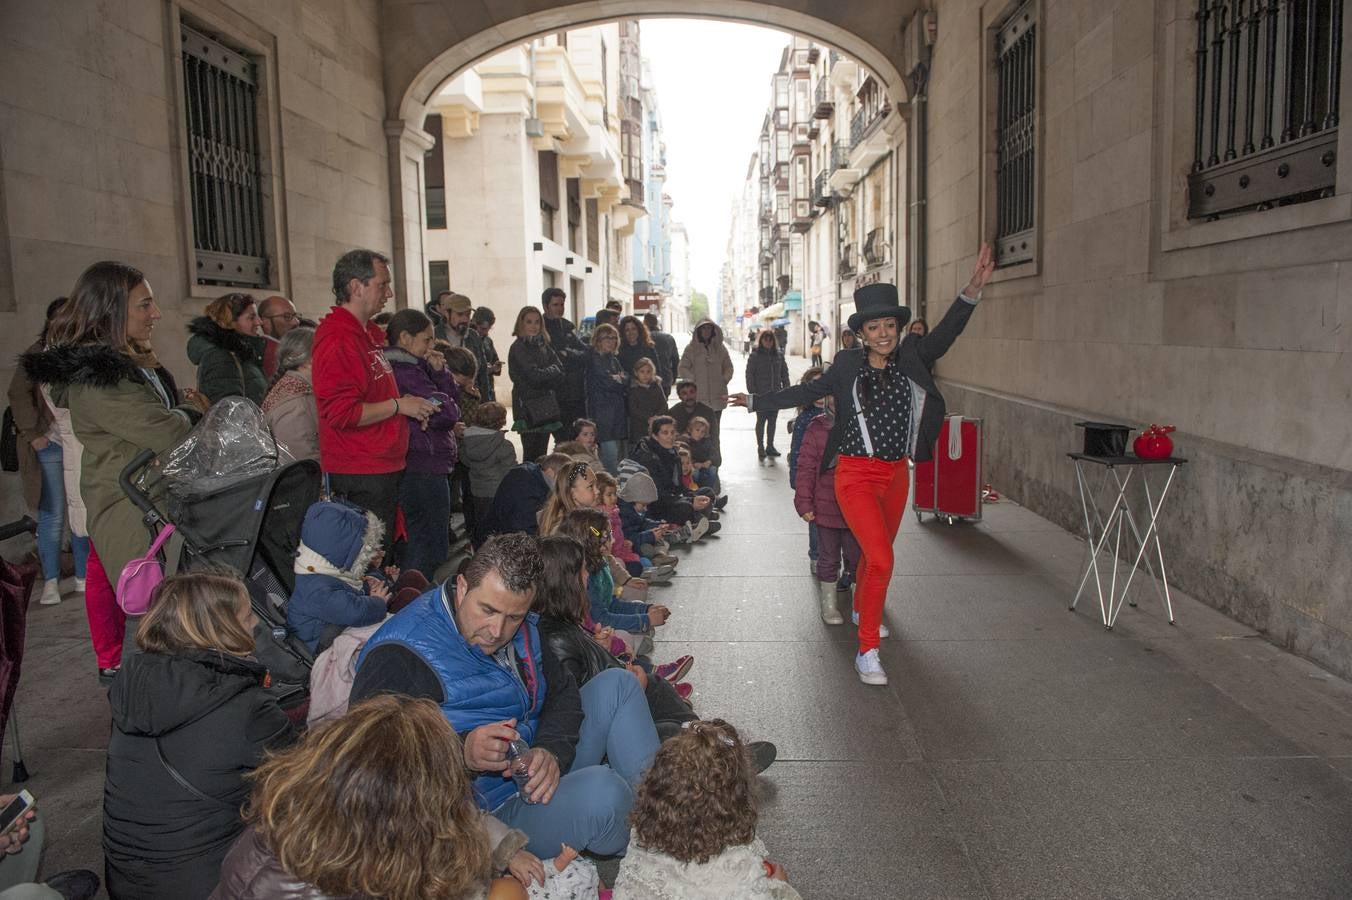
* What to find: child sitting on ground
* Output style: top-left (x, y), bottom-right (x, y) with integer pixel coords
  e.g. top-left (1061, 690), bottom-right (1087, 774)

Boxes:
top-left (557, 508), bottom-right (669, 636)
top-left (675, 445), bottom-right (698, 494)
top-left (596, 471), bottom-right (676, 581)
top-left (537, 461), bottom-right (598, 536)
top-left (680, 415), bottom-right (721, 495)
top-left (289, 501), bottom-right (390, 653)
top-left (614, 719), bottom-right (801, 899)
top-left (617, 472), bottom-right (689, 558)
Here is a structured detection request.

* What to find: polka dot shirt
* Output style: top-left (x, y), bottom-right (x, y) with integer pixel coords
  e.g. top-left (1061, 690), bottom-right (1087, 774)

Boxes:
top-left (839, 353), bottom-right (912, 461)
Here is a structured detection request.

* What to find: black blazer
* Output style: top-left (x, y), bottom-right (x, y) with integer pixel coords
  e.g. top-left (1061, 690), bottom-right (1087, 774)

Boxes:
top-left (749, 295), bottom-right (978, 469)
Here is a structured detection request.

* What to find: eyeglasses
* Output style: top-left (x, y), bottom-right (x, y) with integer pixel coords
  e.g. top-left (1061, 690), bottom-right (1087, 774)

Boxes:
top-left (264, 312), bottom-right (301, 322)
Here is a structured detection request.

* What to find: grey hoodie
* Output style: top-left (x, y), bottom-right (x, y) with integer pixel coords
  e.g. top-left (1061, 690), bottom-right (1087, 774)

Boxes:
top-left (459, 426), bottom-right (518, 497)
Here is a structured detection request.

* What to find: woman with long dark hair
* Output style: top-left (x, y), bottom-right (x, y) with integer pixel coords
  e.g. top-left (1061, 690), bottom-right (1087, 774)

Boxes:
top-left (731, 244), bottom-right (995, 686)
top-left (616, 315), bottom-right (656, 386)
top-left (21, 262), bottom-right (206, 681)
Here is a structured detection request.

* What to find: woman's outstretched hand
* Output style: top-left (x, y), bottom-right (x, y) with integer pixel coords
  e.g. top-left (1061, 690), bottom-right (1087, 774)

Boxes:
top-left (964, 243), bottom-right (996, 297)
top-left (726, 393), bottom-right (749, 408)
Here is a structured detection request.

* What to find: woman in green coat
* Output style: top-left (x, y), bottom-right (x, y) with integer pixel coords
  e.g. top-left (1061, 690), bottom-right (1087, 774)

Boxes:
top-left (187, 293), bottom-right (268, 405)
top-left (20, 261), bottom-right (204, 679)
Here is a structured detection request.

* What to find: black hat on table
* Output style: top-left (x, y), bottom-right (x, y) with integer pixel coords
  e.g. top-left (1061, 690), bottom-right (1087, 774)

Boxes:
top-left (847, 283), bottom-right (911, 334)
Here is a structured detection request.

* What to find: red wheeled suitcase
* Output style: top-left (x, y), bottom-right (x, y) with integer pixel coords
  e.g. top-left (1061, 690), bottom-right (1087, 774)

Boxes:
top-left (913, 416), bottom-right (983, 524)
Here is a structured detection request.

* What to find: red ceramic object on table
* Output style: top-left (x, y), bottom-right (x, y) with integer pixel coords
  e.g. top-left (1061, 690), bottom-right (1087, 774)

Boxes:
top-left (1133, 424), bottom-right (1175, 459)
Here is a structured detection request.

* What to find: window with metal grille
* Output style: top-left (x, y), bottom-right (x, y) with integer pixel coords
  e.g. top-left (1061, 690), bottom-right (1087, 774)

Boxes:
top-left (539, 151), bottom-right (559, 241)
top-left (424, 114), bottom-right (446, 229)
top-left (994, 2), bottom-right (1037, 267)
top-left (586, 199), bottom-right (600, 264)
top-left (181, 23), bottom-right (269, 287)
top-left (567, 178), bottom-right (581, 252)
top-left (1188, 0), bottom-right (1342, 219)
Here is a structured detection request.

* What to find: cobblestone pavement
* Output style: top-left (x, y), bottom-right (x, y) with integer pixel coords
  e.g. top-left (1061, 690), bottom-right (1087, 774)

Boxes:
top-left (10, 346), bottom-right (1352, 898)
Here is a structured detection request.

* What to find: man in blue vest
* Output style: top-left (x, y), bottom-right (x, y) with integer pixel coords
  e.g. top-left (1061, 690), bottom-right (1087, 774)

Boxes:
top-left (350, 533), bottom-right (658, 859)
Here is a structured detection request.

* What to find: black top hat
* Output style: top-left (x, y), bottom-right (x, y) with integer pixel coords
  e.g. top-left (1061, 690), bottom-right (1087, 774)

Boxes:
top-left (847, 283), bottom-right (911, 334)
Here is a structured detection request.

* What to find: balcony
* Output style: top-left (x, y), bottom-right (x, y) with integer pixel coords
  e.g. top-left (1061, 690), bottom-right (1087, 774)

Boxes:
top-left (790, 198), bottom-right (815, 233)
top-left (532, 46), bottom-right (589, 146)
top-left (849, 106), bottom-right (891, 171)
top-left (813, 78), bottom-right (834, 119)
top-left (807, 45), bottom-right (820, 64)
top-left (862, 228), bottom-right (890, 267)
top-left (431, 70), bottom-right (483, 137)
top-left (839, 243), bottom-right (858, 277)
top-left (827, 141), bottom-right (860, 194)
top-left (793, 123), bottom-right (812, 148)
top-left (812, 170), bottom-right (834, 208)
top-left (830, 54), bottom-right (858, 89)
top-left (775, 162), bottom-right (789, 189)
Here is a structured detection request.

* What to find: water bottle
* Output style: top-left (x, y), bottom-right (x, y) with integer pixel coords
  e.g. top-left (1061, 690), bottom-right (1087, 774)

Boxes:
top-left (505, 738), bottom-right (533, 801)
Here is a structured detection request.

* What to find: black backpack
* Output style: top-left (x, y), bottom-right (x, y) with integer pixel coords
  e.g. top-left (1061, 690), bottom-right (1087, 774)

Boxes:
top-left (0, 407), bottom-right (18, 472)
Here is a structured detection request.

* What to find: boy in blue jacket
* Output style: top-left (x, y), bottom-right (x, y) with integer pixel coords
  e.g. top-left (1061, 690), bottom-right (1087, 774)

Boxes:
top-left (289, 501), bottom-right (390, 653)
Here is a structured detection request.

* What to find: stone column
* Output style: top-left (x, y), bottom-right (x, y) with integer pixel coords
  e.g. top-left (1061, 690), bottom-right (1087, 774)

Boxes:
top-left (384, 118), bottom-right (436, 311)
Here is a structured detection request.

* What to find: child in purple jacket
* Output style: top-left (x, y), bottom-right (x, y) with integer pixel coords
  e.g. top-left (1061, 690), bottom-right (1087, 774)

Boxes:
top-left (793, 401), bottom-right (861, 627)
top-left (385, 309), bottom-right (461, 578)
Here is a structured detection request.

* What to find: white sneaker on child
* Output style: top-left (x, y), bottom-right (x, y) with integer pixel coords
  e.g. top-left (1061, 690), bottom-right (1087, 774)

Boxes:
top-left (39, 579), bottom-right (62, 606)
top-left (855, 649), bottom-right (888, 685)
top-left (688, 517), bottom-right (710, 542)
top-left (60, 576), bottom-right (85, 595)
top-left (852, 610), bottom-right (890, 638)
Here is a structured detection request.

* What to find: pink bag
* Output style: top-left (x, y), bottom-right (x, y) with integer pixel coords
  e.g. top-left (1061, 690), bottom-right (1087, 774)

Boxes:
top-left (116, 525), bottom-right (176, 615)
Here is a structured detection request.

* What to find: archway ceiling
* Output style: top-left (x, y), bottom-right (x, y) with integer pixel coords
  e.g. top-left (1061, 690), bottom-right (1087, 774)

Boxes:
top-left (381, 0), bottom-right (922, 123)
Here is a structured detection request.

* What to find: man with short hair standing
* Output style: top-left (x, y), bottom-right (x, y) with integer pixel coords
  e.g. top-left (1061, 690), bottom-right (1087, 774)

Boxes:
top-left (466, 306), bottom-right (501, 402)
top-left (257, 295), bottom-right (300, 378)
top-left (434, 292), bottom-right (474, 348)
top-left (351, 533), bottom-right (658, 858)
top-left (643, 312), bottom-right (680, 399)
top-left (541, 288), bottom-right (588, 442)
top-left (312, 250), bottom-right (436, 557)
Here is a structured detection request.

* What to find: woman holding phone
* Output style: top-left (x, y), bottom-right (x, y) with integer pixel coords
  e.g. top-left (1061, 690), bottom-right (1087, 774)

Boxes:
top-left (731, 244), bottom-right (995, 687)
top-left (385, 308), bottom-right (462, 578)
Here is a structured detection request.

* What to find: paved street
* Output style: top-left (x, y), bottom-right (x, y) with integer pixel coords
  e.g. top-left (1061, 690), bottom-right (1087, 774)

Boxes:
top-left (8, 349), bottom-right (1352, 898)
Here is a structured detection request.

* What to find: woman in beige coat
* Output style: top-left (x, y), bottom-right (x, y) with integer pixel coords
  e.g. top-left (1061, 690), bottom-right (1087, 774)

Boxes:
top-left (261, 328), bottom-right (319, 461)
top-left (676, 318), bottom-right (734, 413)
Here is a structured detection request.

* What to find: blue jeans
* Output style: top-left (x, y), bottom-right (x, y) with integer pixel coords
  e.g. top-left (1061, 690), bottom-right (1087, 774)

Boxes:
top-left (396, 471), bottom-right (449, 578)
top-left (35, 443), bottom-right (88, 581)
top-left (598, 440), bottom-right (623, 474)
top-left (495, 669), bottom-right (659, 857)
top-left (695, 464), bottom-right (720, 494)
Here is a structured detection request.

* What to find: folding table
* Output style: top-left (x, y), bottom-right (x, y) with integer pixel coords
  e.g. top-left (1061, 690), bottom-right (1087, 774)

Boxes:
top-left (1067, 453), bottom-right (1187, 629)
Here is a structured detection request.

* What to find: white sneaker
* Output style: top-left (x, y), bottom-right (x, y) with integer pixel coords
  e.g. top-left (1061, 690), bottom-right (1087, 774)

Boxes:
top-left (852, 611), bottom-right (890, 638)
top-left (689, 517), bottom-right (710, 542)
top-left (39, 579), bottom-right (62, 606)
top-left (60, 576), bottom-right (86, 594)
top-left (74, 576), bottom-right (86, 593)
top-left (855, 649), bottom-right (888, 685)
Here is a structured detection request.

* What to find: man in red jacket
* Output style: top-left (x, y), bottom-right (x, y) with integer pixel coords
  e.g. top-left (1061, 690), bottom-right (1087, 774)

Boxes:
top-left (312, 249), bottom-right (436, 557)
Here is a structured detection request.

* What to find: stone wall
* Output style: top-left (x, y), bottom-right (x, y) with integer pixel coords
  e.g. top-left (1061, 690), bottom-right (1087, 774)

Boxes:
top-left (926, 0), bottom-right (1352, 673)
top-left (0, 0), bottom-right (388, 524)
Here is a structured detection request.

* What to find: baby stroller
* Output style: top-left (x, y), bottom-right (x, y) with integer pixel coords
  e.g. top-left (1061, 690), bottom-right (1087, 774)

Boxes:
top-left (119, 405), bottom-right (323, 712)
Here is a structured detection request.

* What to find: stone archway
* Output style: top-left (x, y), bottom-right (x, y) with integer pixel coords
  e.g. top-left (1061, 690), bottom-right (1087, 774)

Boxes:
top-left (378, 0), bottom-right (922, 306)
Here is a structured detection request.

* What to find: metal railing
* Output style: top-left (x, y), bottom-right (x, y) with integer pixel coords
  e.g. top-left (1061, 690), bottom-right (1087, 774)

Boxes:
top-left (813, 77), bottom-right (834, 118)
top-left (1187, 0), bottom-right (1343, 219)
top-left (849, 106), bottom-right (886, 150)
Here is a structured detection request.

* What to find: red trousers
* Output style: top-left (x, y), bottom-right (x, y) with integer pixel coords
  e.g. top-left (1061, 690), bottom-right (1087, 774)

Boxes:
top-left (834, 455), bottom-right (910, 653)
top-left (85, 544), bottom-right (126, 669)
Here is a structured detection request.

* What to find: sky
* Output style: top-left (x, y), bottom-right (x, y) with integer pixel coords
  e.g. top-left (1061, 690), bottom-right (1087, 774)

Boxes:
top-left (640, 19), bottom-right (791, 310)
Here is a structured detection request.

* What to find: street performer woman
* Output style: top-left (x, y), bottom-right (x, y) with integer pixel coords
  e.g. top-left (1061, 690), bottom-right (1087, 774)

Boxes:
top-left (731, 243), bottom-right (995, 686)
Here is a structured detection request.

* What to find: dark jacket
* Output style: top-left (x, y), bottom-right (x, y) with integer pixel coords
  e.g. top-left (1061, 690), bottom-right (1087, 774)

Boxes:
top-left (538, 616), bottom-right (696, 729)
top-left (543, 315), bottom-right (588, 409)
top-left (385, 347), bottom-right (461, 473)
top-left (787, 406), bottom-right (826, 484)
top-left (508, 336), bottom-right (565, 433)
top-left (585, 350), bottom-right (630, 442)
top-left (618, 499), bottom-right (663, 549)
top-left (627, 381), bottom-right (669, 443)
top-left (618, 340), bottom-right (657, 386)
top-left (748, 295), bottom-right (978, 467)
top-left (629, 436), bottom-right (687, 503)
top-left (649, 329), bottom-right (680, 396)
top-left (20, 343), bottom-right (195, 579)
top-left (459, 426), bottom-right (517, 498)
top-left (668, 399), bottom-right (721, 465)
top-left (463, 327), bottom-right (497, 402)
top-left (288, 503), bottom-right (388, 653)
top-left (104, 649), bottom-right (295, 900)
top-left (793, 413), bottom-right (848, 529)
top-left (745, 345), bottom-right (790, 396)
top-left (7, 340), bottom-right (54, 509)
top-left (484, 462), bottom-right (551, 536)
top-left (186, 316), bottom-right (269, 406)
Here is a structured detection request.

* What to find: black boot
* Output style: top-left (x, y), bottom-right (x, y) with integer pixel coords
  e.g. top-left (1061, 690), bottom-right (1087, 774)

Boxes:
top-left (765, 444), bottom-right (781, 458)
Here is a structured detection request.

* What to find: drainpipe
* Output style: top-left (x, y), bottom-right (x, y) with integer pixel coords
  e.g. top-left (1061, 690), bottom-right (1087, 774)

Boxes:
top-left (908, 54), bottom-right (931, 323)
